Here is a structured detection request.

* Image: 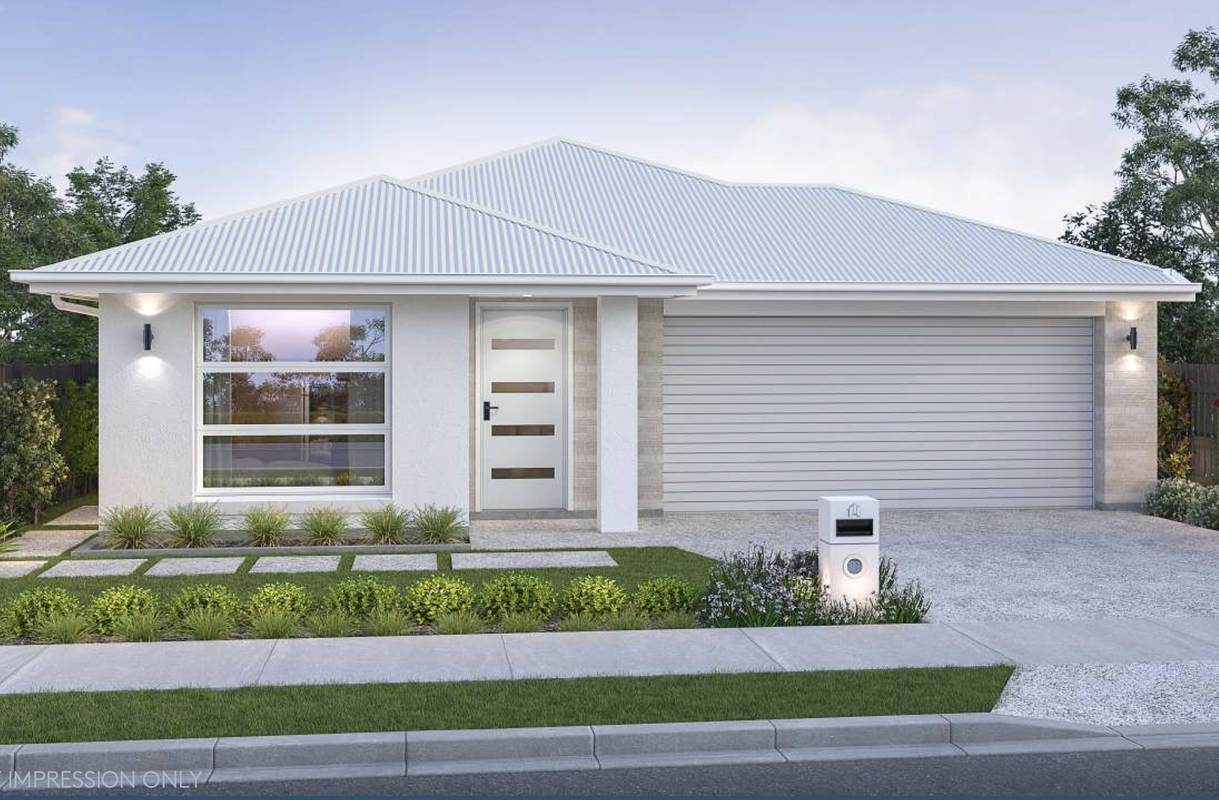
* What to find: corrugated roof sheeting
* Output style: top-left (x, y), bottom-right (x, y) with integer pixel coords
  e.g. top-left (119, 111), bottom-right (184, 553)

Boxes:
top-left (417, 139), bottom-right (1183, 286)
top-left (34, 178), bottom-right (675, 277)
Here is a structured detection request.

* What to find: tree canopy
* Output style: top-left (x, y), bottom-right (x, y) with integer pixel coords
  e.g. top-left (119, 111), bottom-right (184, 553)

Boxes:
top-left (1063, 27), bottom-right (1219, 362)
top-left (0, 123), bottom-right (199, 365)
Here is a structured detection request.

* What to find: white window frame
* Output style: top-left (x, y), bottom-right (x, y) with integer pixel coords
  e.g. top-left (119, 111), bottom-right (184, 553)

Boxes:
top-left (194, 302), bottom-right (392, 498)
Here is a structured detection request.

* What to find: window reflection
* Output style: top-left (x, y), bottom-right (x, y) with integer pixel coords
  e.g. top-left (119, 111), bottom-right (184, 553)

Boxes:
top-left (202, 308), bottom-right (386, 362)
top-left (202, 373), bottom-right (385, 425)
top-left (202, 435), bottom-right (385, 488)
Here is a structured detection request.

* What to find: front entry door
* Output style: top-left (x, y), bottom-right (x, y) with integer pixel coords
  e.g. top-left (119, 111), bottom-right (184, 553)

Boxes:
top-left (479, 307), bottom-right (567, 510)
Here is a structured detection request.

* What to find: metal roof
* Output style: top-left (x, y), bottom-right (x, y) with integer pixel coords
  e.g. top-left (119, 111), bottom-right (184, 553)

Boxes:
top-left (26, 176), bottom-right (681, 279)
top-left (415, 138), bottom-right (1189, 287)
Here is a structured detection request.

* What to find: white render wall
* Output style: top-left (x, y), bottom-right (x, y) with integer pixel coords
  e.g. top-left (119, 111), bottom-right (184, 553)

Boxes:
top-left (97, 293), bottom-right (469, 516)
top-left (597, 296), bottom-right (639, 532)
top-left (392, 296), bottom-right (469, 512)
top-left (98, 293), bottom-right (195, 512)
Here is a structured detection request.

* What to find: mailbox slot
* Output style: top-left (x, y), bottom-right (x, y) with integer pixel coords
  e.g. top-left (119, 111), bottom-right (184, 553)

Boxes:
top-left (835, 519), bottom-right (874, 537)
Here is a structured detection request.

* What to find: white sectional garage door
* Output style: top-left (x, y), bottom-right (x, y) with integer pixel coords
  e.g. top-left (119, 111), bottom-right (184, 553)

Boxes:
top-left (663, 316), bottom-right (1094, 511)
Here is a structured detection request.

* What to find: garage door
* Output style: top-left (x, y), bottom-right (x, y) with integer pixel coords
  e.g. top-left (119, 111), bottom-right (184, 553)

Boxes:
top-left (663, 316), bottom-right (1094, 511)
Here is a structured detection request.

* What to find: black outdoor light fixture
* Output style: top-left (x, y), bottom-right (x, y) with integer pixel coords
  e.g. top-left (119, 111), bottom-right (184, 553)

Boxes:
top-left (1126, 326), bottom-right (1138, 351)
top-left (143, 323), bottom-right (154, 351)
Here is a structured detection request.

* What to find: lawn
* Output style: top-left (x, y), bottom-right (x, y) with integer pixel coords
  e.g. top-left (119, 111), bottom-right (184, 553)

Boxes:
top-left (0, 547), bottom-right (713, 609)
top-left (0, 666), bottom-right (1014, 744)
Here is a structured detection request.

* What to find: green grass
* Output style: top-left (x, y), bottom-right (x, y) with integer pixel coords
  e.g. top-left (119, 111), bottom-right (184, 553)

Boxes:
top-left (0, 666), bottom-right (1013, 744)
top-left (0, 547), bottom-right (712, 612)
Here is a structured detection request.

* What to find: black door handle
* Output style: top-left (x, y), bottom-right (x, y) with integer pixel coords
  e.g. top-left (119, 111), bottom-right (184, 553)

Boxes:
top-left (483, 401), bottom-right (499, 421)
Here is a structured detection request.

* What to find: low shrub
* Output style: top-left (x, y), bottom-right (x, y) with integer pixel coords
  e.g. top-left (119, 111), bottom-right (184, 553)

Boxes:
top-left (112, 610), bottom-right (167, 642)
top-left (246, 582), bottom-right (314, 620)
top-left (498, 611), bottom-right (544, 633)
top-left (322, 576), bottom-right (401, 620)
top-left (102, 504), bottom-right (162, 549)
top-left (32, 611), bottom-right (92, 644)
top-left (557, 613), bottom-right (599, 632)
top-left (604, 608), bottom-right (649, 630)
top-left (5, 588), bottom-right (84, 637)
top-left (562, 576), bottom-right (627, 618)
top-left (178, 608), bottom-right (235, 641)
top-left (247, 607), bottom-right (299, 639)
top-left (874, 558), bottom-right (932, 624)
top-left (432, 610), bottom-right (484, 635)
top-left (699, 546), bottom-right (809, 628)
top-left (0, 518), bottom-right (21, 554)
top-left (302, 506), bottom-right (348, 546)
top-left (90, 585), bottom-right (159, 636)
top-left (1186, 485), bottom-right (1219, 530)
top-left (632, 576), bottom-right (698, 617)
top-left (653, 611), bottom-right (697, 629)
top-left (410, 504), bottom-right (467, 544)
top-left (360, 504), bottom-right (410, 545)
top-left (1148, 478), bottom-right (1205, 523)
top-left (164, 503), bottom-right (223, 548)
top-left (403, 575), bottom-right (476, 625)
top-left (244, 505), bottom-right (291, 547)
top-left (169, 584), bottom-right (243, 623)
top-left (479, 573), bottom-right (556, 620)
top-left (365, 608), bottom-right (413, 637)
top-left (308, 610), bottom-right (357, 638)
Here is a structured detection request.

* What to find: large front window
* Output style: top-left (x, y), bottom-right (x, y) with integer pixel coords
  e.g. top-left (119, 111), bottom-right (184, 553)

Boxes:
top-left (197, 306), bottom-right (389, 493)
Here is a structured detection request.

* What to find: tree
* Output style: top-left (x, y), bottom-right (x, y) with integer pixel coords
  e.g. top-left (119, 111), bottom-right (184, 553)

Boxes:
top-left (1063, 27), bottom-right (1219, 362)
top-left (0, 123), bottom-right (200, 365)
top-left (0, 380), bottom-right (68, 522)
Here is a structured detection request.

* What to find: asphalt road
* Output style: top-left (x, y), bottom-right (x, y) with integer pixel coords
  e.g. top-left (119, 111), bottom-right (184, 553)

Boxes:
top-left (17, 747), bottom-right (1219, 796)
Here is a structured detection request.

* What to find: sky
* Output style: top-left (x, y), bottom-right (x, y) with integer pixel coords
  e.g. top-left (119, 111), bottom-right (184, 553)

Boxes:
top-left (1, 0), bottom-right (1215, 239)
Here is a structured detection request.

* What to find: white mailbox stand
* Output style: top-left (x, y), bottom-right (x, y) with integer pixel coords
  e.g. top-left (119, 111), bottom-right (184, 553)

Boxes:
top-left (818, 495), bottom-right (880, 605)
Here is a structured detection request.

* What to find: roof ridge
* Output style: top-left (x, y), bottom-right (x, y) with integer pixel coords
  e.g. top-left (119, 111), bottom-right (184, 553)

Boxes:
top-left (387, 177), bottom-right (692, 277)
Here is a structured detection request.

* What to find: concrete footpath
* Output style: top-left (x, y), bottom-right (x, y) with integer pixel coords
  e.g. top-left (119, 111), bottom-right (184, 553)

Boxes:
top-left (2, 615), bottom-right (1219, 695)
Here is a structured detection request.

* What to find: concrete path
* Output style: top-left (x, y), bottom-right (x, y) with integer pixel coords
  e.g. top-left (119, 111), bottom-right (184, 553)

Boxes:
top-left (3, 529), bottom-right (94, 558)
top-left (43, 505), bottom-right (99, 526)
top-left (3, 615), bottom-right (1218, 698)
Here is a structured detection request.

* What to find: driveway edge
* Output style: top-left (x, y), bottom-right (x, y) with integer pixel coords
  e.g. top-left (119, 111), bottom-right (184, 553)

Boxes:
top-left (4, 714), bottom-right (1219, 789)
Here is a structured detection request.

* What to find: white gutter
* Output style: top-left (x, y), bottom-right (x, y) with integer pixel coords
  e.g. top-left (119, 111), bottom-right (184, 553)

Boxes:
top-left (50, 294), bottom-right (100, 318)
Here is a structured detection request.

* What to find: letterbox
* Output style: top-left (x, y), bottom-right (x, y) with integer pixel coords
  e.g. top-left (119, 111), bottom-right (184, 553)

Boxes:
top-left (817, 495), bottom-right (880, 605)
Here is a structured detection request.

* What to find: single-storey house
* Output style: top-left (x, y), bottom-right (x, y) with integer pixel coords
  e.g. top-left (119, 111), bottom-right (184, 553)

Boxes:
top-left (14, 138), bottom-right (1199, 532)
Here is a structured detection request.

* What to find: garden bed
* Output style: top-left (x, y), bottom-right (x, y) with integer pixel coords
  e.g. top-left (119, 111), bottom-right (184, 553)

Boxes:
top-left (75, 535), bottom-right (471, 558)
top-left (0, 546), bottom-right (932, 646)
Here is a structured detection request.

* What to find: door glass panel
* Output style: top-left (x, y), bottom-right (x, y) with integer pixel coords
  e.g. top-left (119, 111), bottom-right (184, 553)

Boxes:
top-left (202, 373), bottom-right (385, 424)
top-left (490, 338), bottom-right (554, 350)
top-left (202, 435), bottom-right (385, 487)
top-left (491, 467), bottom-right (556, 479)
top-left (491, 425), bottom-right (555, 436)
top-left (202, 308), bottom-right (386, 362)
top-left (491, 382), bottom-right (555, 393)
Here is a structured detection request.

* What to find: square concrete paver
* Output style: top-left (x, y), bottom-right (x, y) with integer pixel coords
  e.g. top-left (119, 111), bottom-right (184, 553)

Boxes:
top-left (44, 505), bottom-right (99, 526)
top-left (249, 556), bottom-right (340, 574)
top-left (145, 557), bottom-right (246, 577)
top-left (0, 561), bottom-right (46, 579)
top-left (6, 530), bottom-right (94, 558)
top-left (452, 551), bottom-right (617, 570)
top-left (39, 559), bottom-right (144, 578)
top-left (351, 554), bottom-right (437, 572)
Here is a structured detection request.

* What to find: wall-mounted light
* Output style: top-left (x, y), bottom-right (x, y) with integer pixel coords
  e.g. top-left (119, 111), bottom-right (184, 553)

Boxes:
top-left (143, 323), bottom-right (154, 351)
top-left (1125, 326), bottom-right (1138, 351)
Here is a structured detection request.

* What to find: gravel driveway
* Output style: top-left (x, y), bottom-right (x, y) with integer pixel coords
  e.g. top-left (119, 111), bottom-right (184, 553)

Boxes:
top-left (472, 508), bottom-right (1219, 622)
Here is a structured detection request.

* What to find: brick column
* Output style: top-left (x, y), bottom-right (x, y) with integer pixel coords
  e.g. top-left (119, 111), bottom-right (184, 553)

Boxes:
top-left (1094, 301), bottom-right (1157, 508)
